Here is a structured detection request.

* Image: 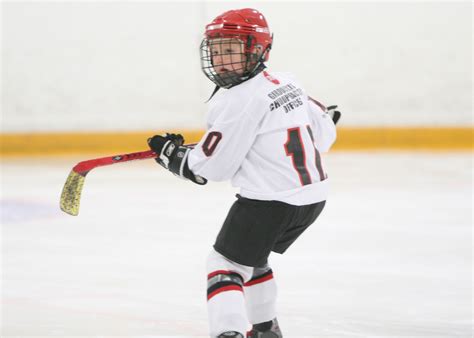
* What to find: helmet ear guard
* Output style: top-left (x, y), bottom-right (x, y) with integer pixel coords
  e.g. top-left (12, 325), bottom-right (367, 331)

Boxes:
top-left (254, 34), bottom-right (272, 63)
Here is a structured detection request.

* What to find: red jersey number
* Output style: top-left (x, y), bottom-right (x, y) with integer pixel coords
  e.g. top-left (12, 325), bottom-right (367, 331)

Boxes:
top-left (284, 126), bottom-right (325, 186)
top-left (202, 131), bottom-right (222, 157)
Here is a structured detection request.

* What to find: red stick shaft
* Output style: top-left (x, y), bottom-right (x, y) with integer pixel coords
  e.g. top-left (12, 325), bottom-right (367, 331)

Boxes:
top-left (71, 142), bottom-right (197, 175)
top-left (73, 150), bottom-right (157, 174)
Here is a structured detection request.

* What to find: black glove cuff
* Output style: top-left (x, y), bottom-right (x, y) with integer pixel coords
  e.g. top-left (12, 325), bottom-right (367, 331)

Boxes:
top-left (168, 146), bottom-right (207, 185)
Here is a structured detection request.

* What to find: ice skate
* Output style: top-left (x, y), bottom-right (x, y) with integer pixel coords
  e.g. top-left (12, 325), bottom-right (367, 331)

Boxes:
top-left (247, 318), bottom-right (282, 338)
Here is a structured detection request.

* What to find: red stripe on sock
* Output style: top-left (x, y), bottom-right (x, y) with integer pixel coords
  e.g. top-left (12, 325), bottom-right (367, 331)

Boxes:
top-left (207, 270), bottom-right (234, 279)
top-left (244, 273), bottom-right (274, 287)
top-left (207, 285), bottom-right (243, 300)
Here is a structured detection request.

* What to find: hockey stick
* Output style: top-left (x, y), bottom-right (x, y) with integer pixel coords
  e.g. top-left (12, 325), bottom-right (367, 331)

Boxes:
top-left (60, 142), bottom-right (198, 216)
top-left (60, 150), bottom-right (157, 216)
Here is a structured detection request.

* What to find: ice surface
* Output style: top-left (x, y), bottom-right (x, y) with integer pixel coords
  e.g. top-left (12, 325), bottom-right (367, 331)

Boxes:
top-left (1, 152), bottom-right (472, 337)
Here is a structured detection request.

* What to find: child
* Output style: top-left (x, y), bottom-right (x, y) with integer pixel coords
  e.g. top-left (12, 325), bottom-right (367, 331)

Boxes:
top-left (148, 8), bottom-right (340, 338)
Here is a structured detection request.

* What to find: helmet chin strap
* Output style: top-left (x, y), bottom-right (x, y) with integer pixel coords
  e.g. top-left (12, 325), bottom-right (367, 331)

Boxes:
top-left (206, 85), bottom-right (221, 103)
top-left (242, 62), bottom-right (266, 82)
top-left (245, 43), bottom-right (272, 78)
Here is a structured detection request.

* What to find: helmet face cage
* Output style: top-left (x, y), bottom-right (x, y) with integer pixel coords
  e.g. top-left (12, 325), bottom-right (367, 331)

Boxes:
top-left (200, 34), bottom-right (264, 88)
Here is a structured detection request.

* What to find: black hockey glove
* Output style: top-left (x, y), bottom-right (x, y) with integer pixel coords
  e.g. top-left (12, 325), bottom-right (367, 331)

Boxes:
top-left (147, 133), bottom-right (207, 185)
top-left (327, 105), bottom-right (342, 125)
top-left (148, 133), bottom-right (184, 168)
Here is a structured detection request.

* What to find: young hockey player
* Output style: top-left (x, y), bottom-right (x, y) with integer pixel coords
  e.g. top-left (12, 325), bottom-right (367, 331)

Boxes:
top-left (147, 8), bottom-right (340, 338)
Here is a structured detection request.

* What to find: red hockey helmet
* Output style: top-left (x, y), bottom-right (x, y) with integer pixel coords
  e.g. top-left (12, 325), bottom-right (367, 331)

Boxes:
top-left (205, 8), bottom-right (272, 61)
top-left (200, 8), bottom-right (273, 88)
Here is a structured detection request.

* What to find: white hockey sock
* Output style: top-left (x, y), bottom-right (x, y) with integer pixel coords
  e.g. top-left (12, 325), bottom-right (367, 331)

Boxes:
top-left (207, 249), bottom-right (253, 337)
top-left (244, 265), bottom-right (277, 325)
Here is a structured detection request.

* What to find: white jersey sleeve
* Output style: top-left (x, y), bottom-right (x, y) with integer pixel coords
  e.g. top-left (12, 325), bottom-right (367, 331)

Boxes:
top-left (187, 90), bottom-right (266, 182)
top-left (308, 97), bottom-right (337, 153)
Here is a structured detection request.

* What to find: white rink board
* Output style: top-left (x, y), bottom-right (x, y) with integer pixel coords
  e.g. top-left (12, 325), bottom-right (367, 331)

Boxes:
top-left (1, 152), bottom-right (472, 337)
top-left (3, 2), bottom-right (472, 131)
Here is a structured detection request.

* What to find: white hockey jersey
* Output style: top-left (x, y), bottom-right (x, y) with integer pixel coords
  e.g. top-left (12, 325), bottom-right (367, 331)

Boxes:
top-left (187, 70), bottom-right (336, 205)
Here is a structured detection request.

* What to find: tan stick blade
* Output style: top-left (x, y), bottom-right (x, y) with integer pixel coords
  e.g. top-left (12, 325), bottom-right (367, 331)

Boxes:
top-left (60, 170), bottom-right (86, 216)
top-left (58, 149), bottom-right (157, 216)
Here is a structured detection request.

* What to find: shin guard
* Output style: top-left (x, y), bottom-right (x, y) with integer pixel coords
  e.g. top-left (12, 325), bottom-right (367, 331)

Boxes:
top-left (244, 265), bottom-right (277, 325)
top-left (207, 249), bottom-right (253, 337)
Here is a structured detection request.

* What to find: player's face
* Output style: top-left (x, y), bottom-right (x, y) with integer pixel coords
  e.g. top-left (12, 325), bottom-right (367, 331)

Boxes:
top-left (209, 38), bottom-right (246, 75)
